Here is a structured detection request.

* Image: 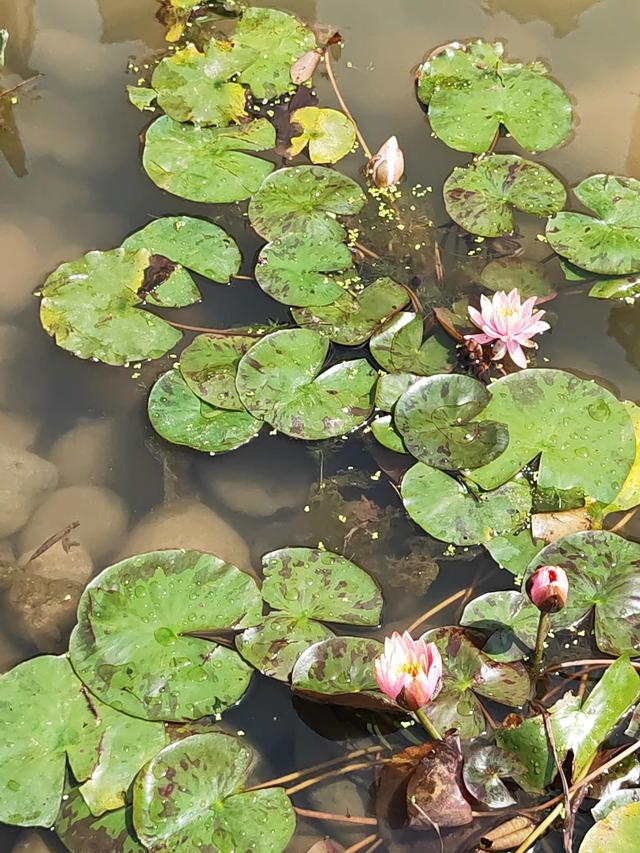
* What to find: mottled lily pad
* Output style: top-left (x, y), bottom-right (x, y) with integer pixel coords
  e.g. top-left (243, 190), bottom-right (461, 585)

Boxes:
top-left (40, 249), bottom-right (181, 366)
top-left (178, 332), bottom-right (259, 410)
top-left (143, 116), bottom-right (275, 203)
top-left (469, 369), bottom-right (636, 504)
top-left (523, 531), bottom-right (640, 656)
top-left (287, 107), bottom-right (356, 163)
top-left (133, 732), bottom-right (295, 853)
top-left (255, 230), bottom-right (356, 307)
top-left (443, 155), bottom-right (566, 237)
top-left (237, 547), bottom-right (382, 679)
top-left (420, 627), bottom-right (531, 739)
top-left (148, 370), bottom-right (261, 453)
top-left (580, 802), bottom-right (640, 852)
top-left (461, 590), bottom-right (539, 662)
top-left (375, 372), bottom-right (420, 412)
top-left (388, 314), bottom-right (458, 375)
top-left (235, 329), bottom-right (376, 439)
top-left (127, 85), bottom-right (157, 112)
top-left (402, 463), bottom-right (531, 546)
top-left (481, 257), bottom-right (555, 299)
top-left (56, 787), bottom-right (144, 853)
top-left (248, 165), bottom-right (367, 241)
top-left (369, 312), bottom-right (415, 371)
top-left (547, 175), bottom-right (640, 275)
top-left (417, 40), bottom-right (573, 153)
top-left (394, 374), bottom-right (509, 469)
top-left (371, 415), bottom-right (407, 453)
top-left (485, 528), bottom-right (544, 576)
top-left (291, 277), bottom-right (410, 344)
top-left (69, 550), bottom-right (262, 721)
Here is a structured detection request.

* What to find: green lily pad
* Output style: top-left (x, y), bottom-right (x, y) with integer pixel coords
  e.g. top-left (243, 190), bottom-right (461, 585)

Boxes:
top-left (291, 277), bottom-right (410, 345)
top-left (603, 401), bottom-right (640, 515)
top-left (56, 787), bottom-right (144, 853)
top-left (462, 745), bottom-right (524, 808)
top-left (481, 257), bottom-right (555, 299)
top-left (148, 370), bottom-right (261, 453)
top-left (402, 463), bottom-right (531, 546)
top-left (143, 116), bottom-right (275, 203)
top-left (388, 315), bottom-right (458, 375)
top-left (122, 216), bottom-right (241, 286)
top-left (461, 590), bottom-right (539, 662)
top-left (420, 627), bottom-right (531, 739)
top-left (287, 107), bottom-right (356, 163)
top-left (592, 790), bottom-right (640, 823)
top-left (485, 528), bottom-right (544, 576)
top-left (69, 549), bottom-right (262, 721)
top-left (590, 274), bottom-right (640, 301)
top-left (248, 165), bottom-right (367, 241)
top-left (371, 415), bottom-right (407, 453)
top-left (580, 802), bottom-right (640, 852)
top-left (40, 249), bottom-right (181, 366)
top-left (468, 369), bottom-right (636, 504)
top-left (127, 85), bottom-right (157, 112)
top-left (178, 332), bottom-right (259, 410)
top-left (523, 530), bottom-right (640, 656)
top-left (237, 547), bottom-right (382, 680)
top-left (255, 230), bottom-right (356, 307)
top-left (236, 329), bottom-right (376, 439)
top-left (375, 372), bottom-right (420, 412)
top-left (546, 175), bottom-right (640, 275)
top-left (133, 732), bottom-right (295, 853)
top-left (443, 155), bottom-right (566, 237)
top-left (416, 40), bottom-right (573, 153)
top-left (369, 312), bottom-right (415, 371)
top-left (394, 374), bottom-right (509, 469)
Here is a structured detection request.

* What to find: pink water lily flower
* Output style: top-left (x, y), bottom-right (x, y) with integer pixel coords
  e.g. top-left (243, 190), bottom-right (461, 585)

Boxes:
top-left (466, 288), bottom-right (550, 369)
top-left (527, 565), bottom-right (569, 613)
top-left (374, 631), bottom-right (443, 711)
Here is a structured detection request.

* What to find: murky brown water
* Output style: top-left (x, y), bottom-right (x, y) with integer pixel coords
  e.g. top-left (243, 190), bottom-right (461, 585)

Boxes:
top-left (1, 0), bottom-right (639, 849)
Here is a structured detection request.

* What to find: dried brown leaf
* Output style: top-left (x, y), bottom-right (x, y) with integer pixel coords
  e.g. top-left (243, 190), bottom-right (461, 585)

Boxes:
top-left (479, 815), bottom-right (535, 850)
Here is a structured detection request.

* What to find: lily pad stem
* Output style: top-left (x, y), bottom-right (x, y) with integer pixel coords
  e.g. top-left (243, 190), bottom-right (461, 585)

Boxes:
top-left (164, 320), bottom-right (273, 336)
top-left (323, 49), bottom-right (373, 159)
top-left (414, 707), bottom-right (442, 740)
top-left (532, 611), bottom-right (550, 673)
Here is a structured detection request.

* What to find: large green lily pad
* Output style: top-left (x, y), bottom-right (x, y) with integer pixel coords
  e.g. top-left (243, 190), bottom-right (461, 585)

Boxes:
top-left (523, 531), bottom-right (640, 656)
top-left (69, 550), bottom-right (262, 721)
top-left (40, 249), bottom-right (181, 366)
top-left (394, 374), bottom-right (509, 469)
top-left (248, 165), bottom-right (367, 241)
top-left (546, 175), bottom-right (640, 275)
top-left (443, 155), bottom-right (566, 237)
top-left (143, 116), bottom-right (275, 203)
top-left (179, 332), bottom-right (259, 410)
top-left (469, 369), bottom-right (636, 504)
top-left (580, 802), bottom-right (640, 852)
top-left (56, 787), bottom-right (144, 853)
top-left (420, 627), bottom-right (531, 739)
top-left (133, 732), bottom-right (295, 853)
top-left (237, 547), bottom-right (382, 679)
top-left (402, 463), bottom-right (531, 546)
top-left (148, 370), bottom-right (262, 453)
top-left (288, 107), bottom-right (356, 163)
top-left (255, 230), bottom-right (356, 307)
top-left (416, 40), bottom-right (573, 153)
top-left (291, 277), bottom-right (410, 345)
top-left (481, 257), bottom-right (555, 299)
top-left (235, 329), bottom-right (376, 439)
top-left (461, 590), bottom-right (539, 662)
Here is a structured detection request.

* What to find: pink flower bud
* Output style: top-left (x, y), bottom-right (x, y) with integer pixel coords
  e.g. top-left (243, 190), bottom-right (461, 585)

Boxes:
top-left (374, 630), bottom-right (443, 711)
top-left (367, 136), bottom-right (405, 188)
top-left (526, 565), bottom-right (569, 613)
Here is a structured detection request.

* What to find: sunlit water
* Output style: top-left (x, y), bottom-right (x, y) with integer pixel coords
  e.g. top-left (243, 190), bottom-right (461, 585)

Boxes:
top-left (1, 0), bottom-right (639, 849)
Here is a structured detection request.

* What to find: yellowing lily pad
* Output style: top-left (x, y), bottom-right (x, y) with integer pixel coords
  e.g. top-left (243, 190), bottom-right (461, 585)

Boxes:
top-left (287, 107), bottom-right (356, 163)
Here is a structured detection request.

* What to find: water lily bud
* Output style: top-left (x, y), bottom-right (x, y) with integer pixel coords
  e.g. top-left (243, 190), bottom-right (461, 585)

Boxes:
top-left (374, 630), bottom-right (443, 711)
top-left (290, 50), bottom-right (321, 85)
top-left (367, 136), bottom-right (405, 188)
top-left (526, 565), bottom-right (569, 613)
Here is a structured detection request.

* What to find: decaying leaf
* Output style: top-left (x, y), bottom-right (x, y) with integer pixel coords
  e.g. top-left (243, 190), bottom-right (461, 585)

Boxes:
top-left (530, 506), bottom-right (592, 544)
top-left (478, 815), bottom-right (536, 850)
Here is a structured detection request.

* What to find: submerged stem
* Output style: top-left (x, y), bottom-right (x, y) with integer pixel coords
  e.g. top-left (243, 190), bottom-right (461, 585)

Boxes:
top-left (323, 50), bottom-right (373, 159)
top-left (406, 588), bottom-right (468, 634)
top-left (414, 707), bottom-right (442, 740)
top-left (293, 807), bottom-right (377, 826)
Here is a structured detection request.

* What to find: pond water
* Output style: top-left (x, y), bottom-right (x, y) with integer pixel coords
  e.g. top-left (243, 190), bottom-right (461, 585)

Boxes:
top-left (1, 0), bottom-right (640, 850)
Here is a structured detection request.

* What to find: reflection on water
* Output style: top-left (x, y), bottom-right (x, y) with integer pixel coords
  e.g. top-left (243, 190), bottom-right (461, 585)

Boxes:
top-left (1, 0), bottom-right (640, 850)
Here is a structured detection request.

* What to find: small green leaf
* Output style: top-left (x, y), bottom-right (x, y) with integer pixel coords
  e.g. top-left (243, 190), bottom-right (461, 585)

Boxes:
top-left (375, 372), bottom-right (420, 412)
top-left (179, 333), bottom-right (259, 411)
top-left (388, 314), bottom-right (457, 375)
top-left (56, 786), bottom-right (144, 853)
top-left (481, 257), bottom-right (555, 299)
top-left (127, 85), bottom-right (157, 112)
top-left (485, 529), bottom-right (544, 577)
top-left (370, 415), bottom-right (407, 454)
top-left (236, 615), bottom-right (333, 681)
top-left (288, 107), bottom-right (356, 163)
top-left (461, 590), bottom-right (539, 662)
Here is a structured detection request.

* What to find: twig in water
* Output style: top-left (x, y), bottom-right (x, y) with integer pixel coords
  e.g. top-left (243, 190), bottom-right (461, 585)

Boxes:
top-left (244, 746), bottom-right (384, 792)
top-left (164, 320), bottom-right (271, 336)
top-left (434, 240), bottom-right (444, 283)
top-left (323, 51), bottom-right (372, 159)
top-left (353, 241), bottom-right (382, 261)
top-left (364, 839), bottom-right (383, 853)
top-left (293, 807), bottom-right (377, 826)
top-left (534, 701), bottom-right (572, 853)
top-left (0, 73), bottom-right (42, 99)
top-left (232, 274), bottom-right (254, 281)
top-left (398, 282), bottom-right (423, 314)
top-left (343, 835), bottom-right (378, 853)
top-left (21, 521), bottom-right (80, 567)
top-left (285, 758), bottom-right (394, 796)
top-left (609, 505), bottom-right (640, 533)
top-left (407, 588), bottom-right (468, 634)
top-left (544, 658), bottom-right (640, 674)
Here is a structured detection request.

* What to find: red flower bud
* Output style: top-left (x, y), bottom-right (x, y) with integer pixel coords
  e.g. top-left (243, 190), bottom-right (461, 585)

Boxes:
top-left (526, 565), bottom-right (569, 613)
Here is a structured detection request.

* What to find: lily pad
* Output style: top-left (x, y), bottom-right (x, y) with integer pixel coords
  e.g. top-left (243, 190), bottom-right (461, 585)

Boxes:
top-left (133, 732), bottom-right (295, 853)
top-left (148, 370), bottom-right (261, 453)
top-left (369, 312), bottom-right (415, 371)
top-left (143, 116), bottom-right (275, 203)
top-left (590, 274), bottom-right (640, 301)
top-left (127, 85), bottom-right (157, 112)
top-left (255, 230), bottom-right (356, 307)
top-left (248, 165), bottom-right (367, 241)
top-left (420, 627), bottom-right (531, 739)
top-left (178, 333), bottom-right (259, 410)
top-left (580, 802), bottom-right (640, 852)
top-left (291, 277), bottom-right (410, 344)
top-left (287, 107), bottom-right (356, 163)
top-left (235, 329), bottom-right (376, 439)
top-left (394, 374), bottom-right (509, 469)
top-left (40, 249), bottom-right (181, 366)
top-left (481, 257), bottom-right (555, 299)
top-left (388, 314), bottom-right (458, 375)
top-left (485, 528), bottom-right (544, 576)
top-left (462, 745), bottom-right (524, 808)
top-left (417, 40), bottom-right (573, 153)
top-left (443, 155), bottom-right (566, 237)
top-left (468, 369), bottom-right (636, 505)
top-left (461, 590), bottom-right (539, 662)
top-left (523, 530), bottom-right (640, 656)
top-left (122, 216), bottom-right (241, 286)
top-left (603, 401), bottom-right (640, 515)
top-left (546, 175), bottom-right (640, 275)
top-left (69, 549), bottom-right (262, 721)
top-left (375, 372), bottom-right (420, 412)
top-left (56, 787), bottom-right (144, 853)
top-left (402, 463), bottom-right (531, 546)
top-left (592, 790), bottom-right (640, 822)
top-left (370, 415), bottom-right (407, 454)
